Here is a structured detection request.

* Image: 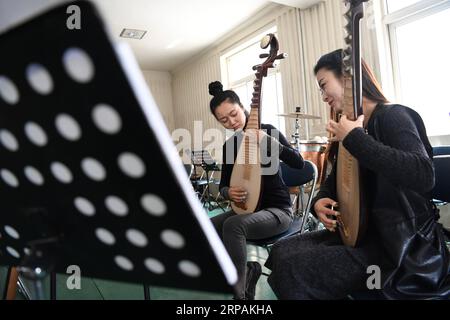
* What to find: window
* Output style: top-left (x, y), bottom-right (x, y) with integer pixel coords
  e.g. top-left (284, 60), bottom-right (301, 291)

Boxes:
top-left (386, 0), bottom-right (422, 13)
top-left (384, 0), bottom-right (450, 136)
top-left (220, 26), bottom-right (286, 135)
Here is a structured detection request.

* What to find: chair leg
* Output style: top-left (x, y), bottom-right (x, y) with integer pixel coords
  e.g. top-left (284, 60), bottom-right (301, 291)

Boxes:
top-left (3, 267), bottom-right (18, 300)
top-left (291, 194), bottom-right (298, 215)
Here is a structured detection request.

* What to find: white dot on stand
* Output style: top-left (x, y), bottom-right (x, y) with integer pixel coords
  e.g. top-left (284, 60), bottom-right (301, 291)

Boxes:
top-left (92, 104), bottom-right (122, 134)
top-left (6, 246), bottom-right (20, 259)
top-left (126, 229), bottom-right (148, 248)
top-left (141, 194), bottom-right (167, 217)
top-left (118, 152), bottom-right (146, 178)
top-left (55, 114), bottom-right (82, 141)
top-left (178, 260), bottom-right (201, 278)
top-left (4, 225), bottom-right (20, 239)
top-left (105, 196), bottom-right (128, 217)
top-left (144, 258), bottom-right (165, 274)
top-left (26, 63), bottom-right (54, 95)
top-left (50, 162), bottom-right (73, 184)
top-left (63, 47), bottom-right (95, 83)
top-left (0, 169), bottom-right (19, 187)
top-left (95, 228), bottom-right (116, 246)
top-left (161, 229), bottom-right (185, 249)
top-left (24, 122), bottom-right (48, 147)
top-left (74, 197), bottom-right (96, 216)
top-left (0, 75), bottom-right (20, 105)
top-left (114, 255), bottom-right (134, 271)
top-left (0, 129), bottom-right (19, 151)
top-left (24, 166), bottom-right (45, 185)
top-left (81, 158), bottom-right (106, 181)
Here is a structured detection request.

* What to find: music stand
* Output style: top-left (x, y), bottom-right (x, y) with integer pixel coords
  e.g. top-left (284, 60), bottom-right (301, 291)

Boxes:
top-left (191, 151), bottom-right (226, 212)
top-left (0, 1), bottom-right (237, 299)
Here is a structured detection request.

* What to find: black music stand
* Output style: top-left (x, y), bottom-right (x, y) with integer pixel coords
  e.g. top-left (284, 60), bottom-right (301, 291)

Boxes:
top-left (0, 1), bottom-right (237, 300)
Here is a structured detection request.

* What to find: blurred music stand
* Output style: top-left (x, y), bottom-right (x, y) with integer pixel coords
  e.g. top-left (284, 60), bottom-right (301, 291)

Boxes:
top-left (0, 1), bottom-right (236, 300)
top-left (191, 151), bottom-right (226, 212)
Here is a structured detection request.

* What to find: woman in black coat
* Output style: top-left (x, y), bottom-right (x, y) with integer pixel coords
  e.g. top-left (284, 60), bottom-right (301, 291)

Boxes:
top-left (265, 49), bottom-right (450, 300)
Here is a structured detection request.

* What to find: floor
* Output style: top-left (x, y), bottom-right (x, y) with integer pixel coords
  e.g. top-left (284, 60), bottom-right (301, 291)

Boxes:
top-left (0, 206), bottom-right (277, 300)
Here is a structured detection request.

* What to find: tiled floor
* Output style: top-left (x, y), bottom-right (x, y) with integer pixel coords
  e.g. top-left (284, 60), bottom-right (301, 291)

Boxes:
top-left (0, 206), bottom-right (277, 300)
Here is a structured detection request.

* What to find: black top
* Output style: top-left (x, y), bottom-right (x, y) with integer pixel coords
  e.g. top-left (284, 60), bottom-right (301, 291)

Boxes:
top-left (312, 103), bottom-right (434, 216)
top-left (219, 123), bottom-right (304, 210)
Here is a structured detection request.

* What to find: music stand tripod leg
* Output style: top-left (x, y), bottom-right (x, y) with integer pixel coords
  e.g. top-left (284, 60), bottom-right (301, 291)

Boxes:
top-left (16, 237), bottom-right (59, 300)
top-left (143, 283), bottom-right (151, 300)
top-left (50, 271), bottom-right (56, 300)
top-left (17, 276), bottom-right (32, 300)
top-left (17, 266), bottom-right (46, 300)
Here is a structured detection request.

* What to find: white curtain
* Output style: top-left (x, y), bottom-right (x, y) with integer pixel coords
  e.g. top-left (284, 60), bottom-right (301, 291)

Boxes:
top-left (277, 8), bottom-right (308, 140)
top-left (299, 0), bottom-right (382, 137)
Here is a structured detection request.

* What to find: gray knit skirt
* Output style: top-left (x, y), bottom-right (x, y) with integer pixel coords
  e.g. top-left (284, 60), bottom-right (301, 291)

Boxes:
top-left (265, 230), bottom-right (381, 299)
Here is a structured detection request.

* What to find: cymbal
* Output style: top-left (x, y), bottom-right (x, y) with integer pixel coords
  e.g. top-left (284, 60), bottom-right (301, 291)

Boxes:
top-left (277, 112), bottom-right (321, 120)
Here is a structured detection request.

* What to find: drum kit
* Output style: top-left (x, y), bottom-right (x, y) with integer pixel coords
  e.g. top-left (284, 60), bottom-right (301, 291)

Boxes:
top-left (278, 107), bottom-right (327, 185)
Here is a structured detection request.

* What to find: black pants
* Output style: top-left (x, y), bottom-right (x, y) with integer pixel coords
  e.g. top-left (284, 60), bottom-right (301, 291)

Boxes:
top-left (265, 230), bottom-right (381, 299)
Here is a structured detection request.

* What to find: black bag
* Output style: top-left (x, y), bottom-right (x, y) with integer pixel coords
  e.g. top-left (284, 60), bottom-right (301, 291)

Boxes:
top-left (370, 105), bottom-right (450, 299)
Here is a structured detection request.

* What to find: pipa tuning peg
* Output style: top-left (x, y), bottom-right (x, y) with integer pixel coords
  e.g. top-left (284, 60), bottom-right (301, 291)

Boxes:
top-left (275, 53), bottom-right (287, 60)
top-left (344, 22), bottom-right (352, 35)
top-left (345, 35), bottom-right (352, 45)
top-left (344, 47), bottom-right (352, 56)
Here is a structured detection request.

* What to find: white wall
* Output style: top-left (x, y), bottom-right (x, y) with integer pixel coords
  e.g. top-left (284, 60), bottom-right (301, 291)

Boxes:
top-left (142, 70), bottom-right (175, 133)
top-left (172, 52), bottom-right (222, 135)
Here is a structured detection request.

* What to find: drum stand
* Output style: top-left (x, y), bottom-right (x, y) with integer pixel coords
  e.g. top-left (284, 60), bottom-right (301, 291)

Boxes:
top-left (291, 117), bottom-right (302, 151)
top-left (290, 107), bottom-right (304, 151)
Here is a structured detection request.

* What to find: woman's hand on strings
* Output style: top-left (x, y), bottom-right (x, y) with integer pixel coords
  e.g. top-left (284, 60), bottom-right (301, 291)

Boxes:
top-left (327, 114), bottom-right (364, 142)
top-left (228, 186), bottom-right (248, 203)
top-left (314, 197), bottom-right (340, 232)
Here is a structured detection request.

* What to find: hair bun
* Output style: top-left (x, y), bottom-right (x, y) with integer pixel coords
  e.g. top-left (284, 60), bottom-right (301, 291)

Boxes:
top-left (208, 81), bottom-right (223, 97)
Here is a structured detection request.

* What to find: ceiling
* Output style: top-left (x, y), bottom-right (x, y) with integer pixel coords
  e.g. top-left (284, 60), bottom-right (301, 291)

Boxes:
top-left (0, 0), bottom-right (322, 71)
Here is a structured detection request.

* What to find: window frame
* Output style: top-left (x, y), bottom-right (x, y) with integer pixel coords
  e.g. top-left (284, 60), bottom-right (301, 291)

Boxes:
top-left (383, 0), bottom-right (450, 102)
top-left (219, 25), bottom-right (286, 134)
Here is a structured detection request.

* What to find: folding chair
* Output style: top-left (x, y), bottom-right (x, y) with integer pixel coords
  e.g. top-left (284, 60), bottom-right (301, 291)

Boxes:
top-left (246, 160), bottom-right (318, 253)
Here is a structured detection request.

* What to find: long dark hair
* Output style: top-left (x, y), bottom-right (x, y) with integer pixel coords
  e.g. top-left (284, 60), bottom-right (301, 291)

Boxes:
top-left (314, 49), bottom-right (389, 104)
top-left (314, 49), bottom-right (389, 162)
top-left (208, 81), bottom-right (248, 117)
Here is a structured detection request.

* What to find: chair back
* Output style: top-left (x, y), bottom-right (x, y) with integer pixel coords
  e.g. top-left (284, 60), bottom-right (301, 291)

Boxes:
top-left (280, 160), bottom-right (315, 187)
top-left (281, 160), bottom-right (318, 233)
top-left (246, 161), bottom-right (318, 255)
top-left (433, 155), bottom-right (450, 202)
top-left (433, 145), bottom-right (450, 156)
